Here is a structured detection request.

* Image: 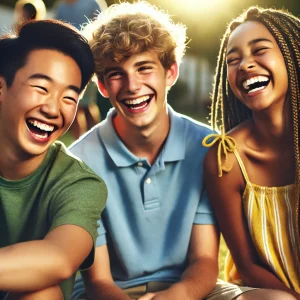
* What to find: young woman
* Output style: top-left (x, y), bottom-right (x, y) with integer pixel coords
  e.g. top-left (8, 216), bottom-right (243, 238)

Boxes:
top-left (203, 6), bottom-right (300, 299)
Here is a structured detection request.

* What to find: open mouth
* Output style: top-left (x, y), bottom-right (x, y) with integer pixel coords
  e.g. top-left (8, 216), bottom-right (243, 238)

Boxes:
top-left (242, 76), bottom-right (270, 94)
top-left (26, 118), bottom-right (57, 139)
top-left (121, 95), bottom-right (153, 110)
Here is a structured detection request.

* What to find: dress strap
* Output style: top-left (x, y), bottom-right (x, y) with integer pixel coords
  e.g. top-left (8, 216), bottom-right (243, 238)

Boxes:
top-left (202, 130), bottom-right (236, 177)
top-left (202, 129), bottom-right (249, 183)
top-left (233, 149), bottom-right (250, 184)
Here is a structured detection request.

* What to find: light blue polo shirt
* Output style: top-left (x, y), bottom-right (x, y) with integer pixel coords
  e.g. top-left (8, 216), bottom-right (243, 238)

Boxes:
top-left (69, 106), bottom-right (215, 295)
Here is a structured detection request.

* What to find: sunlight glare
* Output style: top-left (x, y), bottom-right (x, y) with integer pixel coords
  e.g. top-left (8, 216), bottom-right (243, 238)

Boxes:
top-left (169, 0), bottom-right (234, 17)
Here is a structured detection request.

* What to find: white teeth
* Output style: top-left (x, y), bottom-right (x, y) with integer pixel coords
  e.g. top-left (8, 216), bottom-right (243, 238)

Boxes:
top-left (248, 86), bottom-right (265, 94)
top-left (130, 102), bottom-right (148, 110)
top-left (28, 119), bottom-right (54, 132)
top-left (124, 95), bottom-right (150, 105)
top-left (32, 132), bottom-right (48, 139)
top-left (242, 76), bottom-right (269, 89)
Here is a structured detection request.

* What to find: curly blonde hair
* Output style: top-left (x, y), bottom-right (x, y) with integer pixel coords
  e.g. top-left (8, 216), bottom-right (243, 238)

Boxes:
top-left (82, 1), bottom-right (187, 81)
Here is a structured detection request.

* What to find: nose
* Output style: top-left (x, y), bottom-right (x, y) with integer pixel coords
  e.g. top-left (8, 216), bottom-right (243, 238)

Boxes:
top-left (125, 74), bottom-right (141, 94)
top-left (238, 56), bottom-right (256, 72)
top-left (40, 97), bottom-right (60, 118)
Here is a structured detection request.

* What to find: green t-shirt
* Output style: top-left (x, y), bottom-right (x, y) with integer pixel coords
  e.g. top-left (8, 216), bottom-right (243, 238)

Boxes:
top-left (0, 141), bottom-right (107, 299)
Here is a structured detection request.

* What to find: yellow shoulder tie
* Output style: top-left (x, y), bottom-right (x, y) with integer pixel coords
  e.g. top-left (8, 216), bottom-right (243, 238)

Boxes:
top-left (202, 128), bottom-right (236, 177)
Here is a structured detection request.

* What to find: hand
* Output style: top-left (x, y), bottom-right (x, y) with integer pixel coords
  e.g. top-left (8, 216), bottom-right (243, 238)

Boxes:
top-left (138, 287), bottom-right (188, 300)
top-left (138, 292), bottom-right (156, 300)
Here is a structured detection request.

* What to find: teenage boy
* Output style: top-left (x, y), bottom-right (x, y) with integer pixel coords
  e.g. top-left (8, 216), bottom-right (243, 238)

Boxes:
top-left (0, 20), bottom-right (107, 300)
top-left (70, 2), bottom-right (254, 300)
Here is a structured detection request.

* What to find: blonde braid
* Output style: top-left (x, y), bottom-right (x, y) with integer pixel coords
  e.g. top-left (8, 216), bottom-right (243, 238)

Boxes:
top-left (262, 12), bottom-right (300, 257)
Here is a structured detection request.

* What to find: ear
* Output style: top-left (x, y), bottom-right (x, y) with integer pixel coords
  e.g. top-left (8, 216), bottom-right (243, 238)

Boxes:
top-left (166, 62), bottom-right (179, 87)
top-left (97, 79), bottom-right (109, 98)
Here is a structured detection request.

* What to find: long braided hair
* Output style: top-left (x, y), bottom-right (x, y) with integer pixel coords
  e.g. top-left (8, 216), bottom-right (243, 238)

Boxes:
top-left (210, 5), bottom-right (300, 266)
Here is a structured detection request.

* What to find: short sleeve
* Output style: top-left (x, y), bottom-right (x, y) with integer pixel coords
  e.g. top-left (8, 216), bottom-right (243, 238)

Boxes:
top-left (96, 218), bottom-right (107, 247)
top-left (193, 186), bottom-right (216, 225)
top-left (49, 176), bottom-right (107, 269)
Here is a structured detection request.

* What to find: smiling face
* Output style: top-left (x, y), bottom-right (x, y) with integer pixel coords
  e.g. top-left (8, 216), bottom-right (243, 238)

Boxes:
top-left (98, 50), bottom-right (178, 133)
top-left (0, 49), bottom-right (81, 160)
top-left (226, 21), bottom-right (288, 112)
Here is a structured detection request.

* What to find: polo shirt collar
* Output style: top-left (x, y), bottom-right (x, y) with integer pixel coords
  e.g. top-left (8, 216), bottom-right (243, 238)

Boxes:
top-left (161, 106), bottom-right (185, 162)
top-left (99, 106), bottom-right (185, 167)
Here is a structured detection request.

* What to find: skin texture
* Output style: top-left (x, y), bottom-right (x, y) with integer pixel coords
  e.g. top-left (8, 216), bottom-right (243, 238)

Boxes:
top-left (204, 21), bottom-right (299, 299)
top-left (0, 49), bottom-right (94, 299)
top-left (0, 49), bottom-right (81, 180)
top-left (98, 50), bottom-right (178, 165)
top-left (82, 51), bottom-right (220, 300)
top-left (226, 21), bottom-right (288, 114)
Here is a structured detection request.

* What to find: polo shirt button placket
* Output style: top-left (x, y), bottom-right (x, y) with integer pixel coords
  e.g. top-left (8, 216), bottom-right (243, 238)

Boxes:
top-left (146, 178), bottom-right (151, 184)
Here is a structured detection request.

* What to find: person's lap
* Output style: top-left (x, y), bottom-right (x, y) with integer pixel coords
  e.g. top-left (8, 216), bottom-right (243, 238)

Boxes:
top-left (72, 279), bottom-right (257, 300)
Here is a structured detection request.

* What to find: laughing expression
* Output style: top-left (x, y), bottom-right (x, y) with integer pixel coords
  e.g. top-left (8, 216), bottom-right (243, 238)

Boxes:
top-left (99, 50), bottom-right (178, 133)
top-left (0, 49), bottom-right (81, 160)
top-left (226, 21), bottom-right (288, 112)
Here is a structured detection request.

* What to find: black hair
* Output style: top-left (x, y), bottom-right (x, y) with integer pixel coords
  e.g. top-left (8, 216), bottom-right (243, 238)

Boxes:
top-left (0, 19), bottom-right (94, 92)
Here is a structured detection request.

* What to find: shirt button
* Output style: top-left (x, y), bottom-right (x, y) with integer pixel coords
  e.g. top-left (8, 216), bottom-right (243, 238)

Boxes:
top-left (146, 178), bottom-right (151, 184)
top-left (137, 162), bottom-right (143, 167)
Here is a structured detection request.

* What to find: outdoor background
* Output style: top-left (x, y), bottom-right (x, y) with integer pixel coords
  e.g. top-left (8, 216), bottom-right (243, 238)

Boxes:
top-left (0, 0), bottom-right (299, 124)
top-left (0, 0), bottom-right (298, 279)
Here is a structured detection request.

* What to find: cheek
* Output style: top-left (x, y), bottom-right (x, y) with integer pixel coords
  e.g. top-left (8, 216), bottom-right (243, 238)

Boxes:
top-left (105, 82), bottom-right (119, 97)
top-left (277, 59), bottom-right (288, 85)
top-left (62, 104), bottom-right (77, 127)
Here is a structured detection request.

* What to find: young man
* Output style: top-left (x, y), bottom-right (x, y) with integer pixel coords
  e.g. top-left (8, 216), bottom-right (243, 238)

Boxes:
top-left (0, 20), bottom-right (107, 300)
top-left (70, 2), bottom-right (256, 300)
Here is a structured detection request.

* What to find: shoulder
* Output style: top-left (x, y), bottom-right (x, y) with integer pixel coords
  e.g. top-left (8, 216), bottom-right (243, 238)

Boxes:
top-left (69, 122), bottom-right (104, 156)
top-left (52, 141), bottom-right (106, 188)
top-left (177, 112), bottom-right (212, 134)
top-left (203, 121), bottom-right (250, 187)
top-left (172, 110), bottom-right (213, 143)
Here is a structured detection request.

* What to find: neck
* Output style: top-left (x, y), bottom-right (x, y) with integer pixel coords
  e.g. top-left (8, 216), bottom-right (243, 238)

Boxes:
top-left (251, 103), bottom-right (293, 147)
top-left (0, 143), bottom-right (47, 180)
top-left (113, 110), bottom-right (170, 165)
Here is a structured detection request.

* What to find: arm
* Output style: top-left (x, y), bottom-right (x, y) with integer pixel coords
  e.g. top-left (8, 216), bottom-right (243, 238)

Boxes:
top-left (4, 285), bottom-right (63, 300)
top-left (82, 245), bottom-right (131, 300)
top-left (139, 224), bottom-right (219, 300)
top-left (0, 225), bottom-right (93, 292)
top-left (203, 147), bottom-right (300, 298)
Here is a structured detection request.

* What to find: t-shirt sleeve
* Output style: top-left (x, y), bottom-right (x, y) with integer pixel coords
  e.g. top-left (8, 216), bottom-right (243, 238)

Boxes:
top-left (49, 175), bottom-right (107, 270)
top-left (194, 185), bottom-right (216, 225)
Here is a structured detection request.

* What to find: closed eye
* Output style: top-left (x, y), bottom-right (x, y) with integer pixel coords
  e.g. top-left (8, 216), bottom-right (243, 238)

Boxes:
top-left (138, 66), bottom-right (153, 72)
top-left (64, 96), bottom-right (78, 103)
top-left (32, 85), bottom-right (48, 92)
top-left (107, 71), bottom-right (123, 79)
top-left (226, 57), bottom-right (240, 65)
top-left (253, 47), bottom-right (269, 54)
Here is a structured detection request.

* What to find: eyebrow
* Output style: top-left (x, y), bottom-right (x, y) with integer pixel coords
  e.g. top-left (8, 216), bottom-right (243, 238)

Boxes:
top-left (27, 73), bottom-right (80, 94)
top-left (104, 60), bottom-right (157, 76)
top-left (227, 38), bottom-right (273, 56)
top-left (135, 60), bottom-right (157, 67)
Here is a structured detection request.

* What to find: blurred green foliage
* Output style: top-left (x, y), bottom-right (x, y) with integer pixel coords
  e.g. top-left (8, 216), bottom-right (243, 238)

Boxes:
top-left (2, 0), bottom-right (298, 65)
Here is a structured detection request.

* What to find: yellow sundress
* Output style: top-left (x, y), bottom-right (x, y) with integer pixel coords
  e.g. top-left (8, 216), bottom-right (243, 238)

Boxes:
top-left (203, 133), bottom-right (300, 293)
